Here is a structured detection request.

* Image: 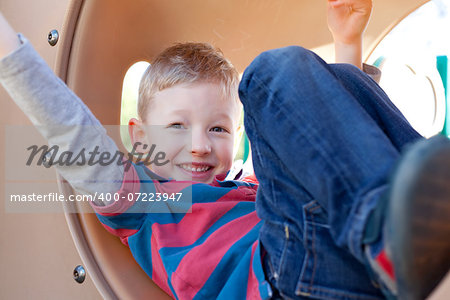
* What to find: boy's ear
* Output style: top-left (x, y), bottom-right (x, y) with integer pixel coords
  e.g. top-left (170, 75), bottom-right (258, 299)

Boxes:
top-left (128, 118), bottom-right (150, 153)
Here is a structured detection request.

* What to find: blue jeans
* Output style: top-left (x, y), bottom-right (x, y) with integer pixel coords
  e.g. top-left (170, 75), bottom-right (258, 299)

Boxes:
top-left (238, 46), bottom-right (422, 299)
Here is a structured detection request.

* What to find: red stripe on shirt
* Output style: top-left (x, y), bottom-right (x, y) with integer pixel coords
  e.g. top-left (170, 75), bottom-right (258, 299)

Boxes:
top-left (375, 249), bottom-right (395, 280)
top-left (151, 234), bottom-right (175, 298)
top-left (152, 201), bottom-right (238, 248)
top-left (93, 163), bottom-right (140, 216)
top-left (170, 211), bottom-right (261, 298)
top-left (246, 241), bottom-right (262, 300)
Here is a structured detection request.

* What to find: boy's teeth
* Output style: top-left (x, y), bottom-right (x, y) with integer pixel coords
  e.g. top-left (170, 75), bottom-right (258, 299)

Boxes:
top-left (180, 164), bottom-right (210, 172)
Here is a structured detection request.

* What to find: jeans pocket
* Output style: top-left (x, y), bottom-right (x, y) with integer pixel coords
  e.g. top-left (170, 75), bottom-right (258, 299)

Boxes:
top-left (295, 201), bottom-right (385, 300)
top-left (260, 219), bottom-right (300, 298)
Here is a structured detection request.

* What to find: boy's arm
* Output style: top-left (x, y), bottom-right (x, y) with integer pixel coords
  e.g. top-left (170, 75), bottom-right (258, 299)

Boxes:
top-left (0, 13), bottom-right (21, 57)
top-left (0, 13), bottom-right (123, 205)
top-left (327, 0), bottom-right (373, 69)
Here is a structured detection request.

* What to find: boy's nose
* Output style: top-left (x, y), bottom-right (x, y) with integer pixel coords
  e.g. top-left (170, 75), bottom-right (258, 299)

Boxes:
top-left (190, 132), bottom-right (212, 156)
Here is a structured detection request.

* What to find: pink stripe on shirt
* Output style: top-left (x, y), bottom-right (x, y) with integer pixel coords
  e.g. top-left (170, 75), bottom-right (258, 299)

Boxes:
top-left (152, 201), bottom-right (238, 248)
top-left (151, 234), bottom-right (175, 298)
top-left (93, 163), bottom-right (140, 216)
top-left (246, 241), bottom-right (262, 300)
top-left (170, 211), bottom-right (261, 298)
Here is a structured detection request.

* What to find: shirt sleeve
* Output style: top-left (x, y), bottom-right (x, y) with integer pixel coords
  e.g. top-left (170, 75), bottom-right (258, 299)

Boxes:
top-left (0, 34), bottom-right (123, 206)
top-left (362, 63), bottom-right (381, 84)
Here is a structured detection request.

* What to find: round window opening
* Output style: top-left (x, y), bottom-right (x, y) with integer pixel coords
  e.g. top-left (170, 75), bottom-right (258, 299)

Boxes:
top-left (366, 0), bottom-right (450, 138)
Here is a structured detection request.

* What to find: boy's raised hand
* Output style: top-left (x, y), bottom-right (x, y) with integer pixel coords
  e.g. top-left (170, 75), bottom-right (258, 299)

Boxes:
top-left (327, 0), bottom-right (372, 45)
top-left (327, 0), bottom-right (373, 68)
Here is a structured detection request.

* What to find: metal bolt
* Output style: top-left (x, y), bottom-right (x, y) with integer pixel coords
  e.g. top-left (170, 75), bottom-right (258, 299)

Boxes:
top-left (73, 265), bottom-right (86, 284)
top-left (48, 30), bottom-right (59, 46)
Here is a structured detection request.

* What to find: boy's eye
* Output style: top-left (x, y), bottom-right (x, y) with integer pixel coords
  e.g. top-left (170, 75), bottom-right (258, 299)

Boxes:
top-left (210, 127), bottom-right (228, 133)
top-left (168, 123), bottom-right (185, 129)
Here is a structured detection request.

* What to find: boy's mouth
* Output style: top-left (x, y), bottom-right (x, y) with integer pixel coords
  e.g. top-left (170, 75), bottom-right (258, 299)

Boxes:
top-left (176, 163), bottom-right (216, 181)
top-left (178, 163), bottom-right (212, 173)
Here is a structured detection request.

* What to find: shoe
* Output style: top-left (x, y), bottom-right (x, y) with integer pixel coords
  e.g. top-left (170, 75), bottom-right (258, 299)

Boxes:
top-left (365, 135), bottom-right (450, 300)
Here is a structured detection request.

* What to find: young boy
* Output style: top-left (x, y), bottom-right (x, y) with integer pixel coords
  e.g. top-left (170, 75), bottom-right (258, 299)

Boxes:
top-left (1, 1), bottom-right (449, 300)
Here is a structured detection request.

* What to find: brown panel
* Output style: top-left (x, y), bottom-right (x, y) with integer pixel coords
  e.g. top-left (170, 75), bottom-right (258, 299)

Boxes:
top-left (0, 0), bottom-right (102, 299)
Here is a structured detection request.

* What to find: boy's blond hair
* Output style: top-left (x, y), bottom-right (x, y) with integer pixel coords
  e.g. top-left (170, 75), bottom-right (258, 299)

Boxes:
top-left (138, 42), bottom-right (240, 122)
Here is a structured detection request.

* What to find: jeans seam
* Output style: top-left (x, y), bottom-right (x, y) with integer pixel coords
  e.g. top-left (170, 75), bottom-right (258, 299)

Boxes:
top-left (247, 116), bottom-right (265, 168)
top-left (276, 223), bottom-right (290, 281)
top-left (245, 108), bottom-right (285, 208)
top-left (297, 200), bottom-right (321, 295)
top-left (310, 210), bottom-right (318, 288)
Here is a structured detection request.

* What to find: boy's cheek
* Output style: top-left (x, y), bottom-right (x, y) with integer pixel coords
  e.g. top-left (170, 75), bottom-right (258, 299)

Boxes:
top-left (221, 145), bottom-right (235, 170)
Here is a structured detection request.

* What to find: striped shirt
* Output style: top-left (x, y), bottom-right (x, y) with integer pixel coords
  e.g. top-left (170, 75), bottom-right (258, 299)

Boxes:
top-left (93, 163), bottom-right (272, 299)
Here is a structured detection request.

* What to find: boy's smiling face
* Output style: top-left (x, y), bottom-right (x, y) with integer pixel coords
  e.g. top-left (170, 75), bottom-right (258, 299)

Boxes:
top-left (130, 82), bottom-right (240, 184)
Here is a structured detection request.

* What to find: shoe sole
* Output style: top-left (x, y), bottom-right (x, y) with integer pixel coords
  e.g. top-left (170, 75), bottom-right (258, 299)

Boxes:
top-left (387, 135), bottom-right (450, 300)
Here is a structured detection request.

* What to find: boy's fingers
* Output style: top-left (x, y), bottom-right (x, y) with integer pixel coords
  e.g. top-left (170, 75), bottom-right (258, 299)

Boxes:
top-left (327, 0), bottom-right (372, 10)
top-left (327, 0), bottom-right (345, 9)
